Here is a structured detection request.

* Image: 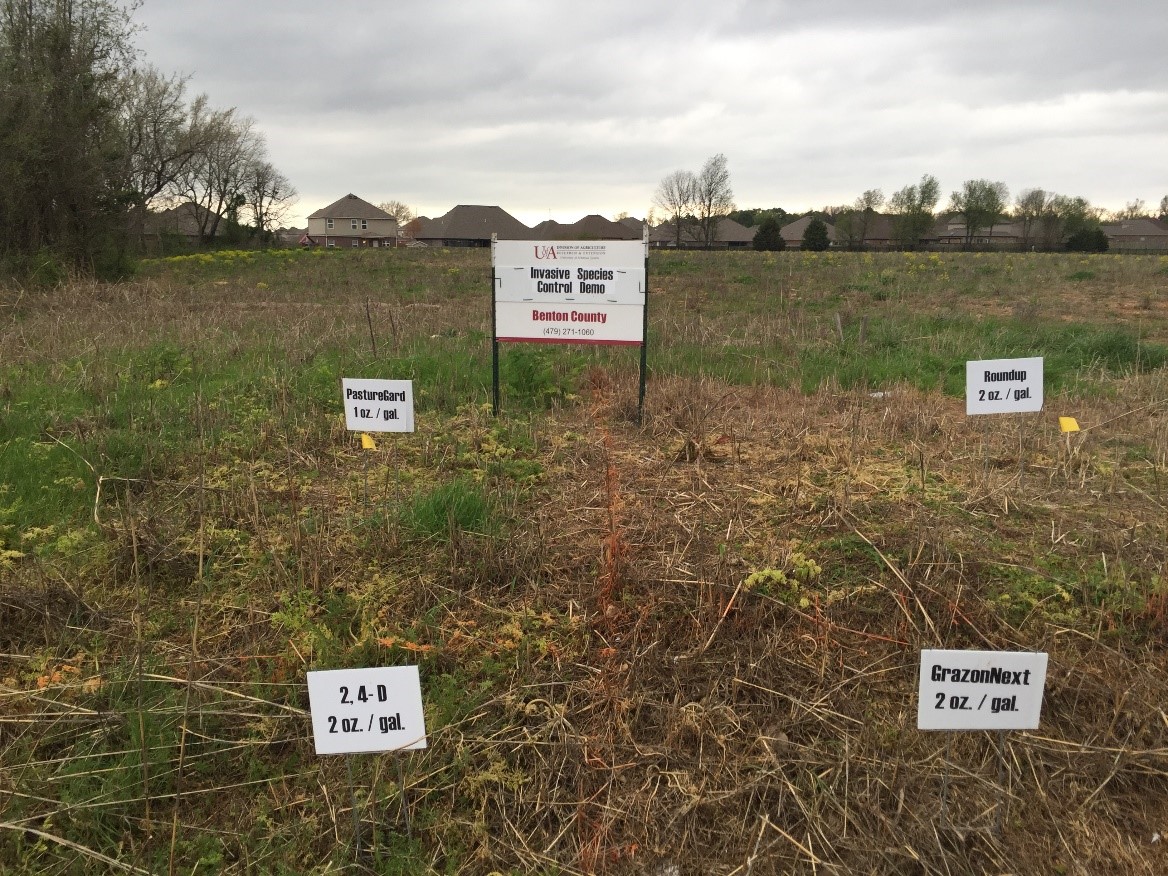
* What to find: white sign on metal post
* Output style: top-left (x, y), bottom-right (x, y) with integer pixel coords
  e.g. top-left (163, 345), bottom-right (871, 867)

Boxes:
top-left (341, 378), bottom-right (414, 432)
top-left (307, 666), bottom-right (428, 755)
top-left (492, 239), bottom-right (646, 346)
top-left (966, 357), bottom-right (1043, 415)
top-left (917, 649), bottom-right (1048, 731)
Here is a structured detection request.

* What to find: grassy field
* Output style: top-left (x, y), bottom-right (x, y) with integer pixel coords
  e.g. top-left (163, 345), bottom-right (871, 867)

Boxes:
top-left (1, 247), bottom-right (1167, 874)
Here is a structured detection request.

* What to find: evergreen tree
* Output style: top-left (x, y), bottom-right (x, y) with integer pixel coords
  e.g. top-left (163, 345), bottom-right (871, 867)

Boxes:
top-left (802, 218), bottom-right (830, 251)
top-left (752, 217), bottom-right (785, 251)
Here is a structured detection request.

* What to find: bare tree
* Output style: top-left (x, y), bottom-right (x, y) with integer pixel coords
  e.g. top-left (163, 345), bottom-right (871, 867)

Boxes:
top-left (1014, 188), bottom-right (1056, 250)
top-left (244, 159), bottom-right (296, 235)
top-left (694, 153), bottom-right (734, 248)
top-left (652, 169), bottom-right (697, 248)
top-left (850, 188), bottom-right (884, 248)
top-left (819, 204), bottom-right (852, 220)
top-left (378, 199), bottom-right (414, 225)
top-left (1159, 195), bottom-right (1168, 221)
top-left (119, 68), bottom-right (209, 240)
top-left (1113, 198), bottom-right (1147, 220)
top-left (174, 107), bottom-right (264, 243)
top-left (1038, 194), bottom-right (1069, 250)
top-left (0, 1), bottom-right (297, 270)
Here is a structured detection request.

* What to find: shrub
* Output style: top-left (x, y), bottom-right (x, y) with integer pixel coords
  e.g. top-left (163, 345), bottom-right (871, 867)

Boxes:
top-left (1066, 228), bottom-right (1108, 253)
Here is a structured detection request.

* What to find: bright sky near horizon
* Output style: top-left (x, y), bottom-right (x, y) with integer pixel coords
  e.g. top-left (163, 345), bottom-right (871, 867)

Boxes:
top-left (134, 0), bottom-right (1168, 228)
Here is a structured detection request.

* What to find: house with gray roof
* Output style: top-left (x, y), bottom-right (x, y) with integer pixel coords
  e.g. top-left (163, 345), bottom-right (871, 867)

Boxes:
top-left (779, 215), bottom-right (839, 249)
top-left (926, 215), bottom-right (1024, 250)
top-left (833, 213), bottom-right (898, 250)
top-left (530, 219), bottom-right (568, 239)
top-left (531, 214), bottom-right (641, 241)
top-left (141, 202), bottom-right (224, 248)
top-left (562, 214), bottom-right (641, 240)
top-left (713, 217), bottom-right (756, 248)
top-left (411, 205), bottom-right (533, 247)
top-left (649, 216), bottom-right (756, 249)
top-left (1101, 218), bottom-right (1168, 252)
top-left (305, 194), bottom-right (397, 248)
top-left (275, 227), bottom-right (305, 246)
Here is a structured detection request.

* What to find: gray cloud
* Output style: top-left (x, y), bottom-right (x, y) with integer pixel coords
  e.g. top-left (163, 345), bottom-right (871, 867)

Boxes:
top-left (134, 0), bottom-right (1168, 224)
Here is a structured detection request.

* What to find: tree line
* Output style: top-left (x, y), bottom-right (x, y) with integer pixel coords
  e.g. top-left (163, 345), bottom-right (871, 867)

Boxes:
top-left (758, 178), bottom-right (1166, 253)
top-left (0, 0), bottom-right (295, 280)
top-left (654, 158), bottom-right (1165, 253)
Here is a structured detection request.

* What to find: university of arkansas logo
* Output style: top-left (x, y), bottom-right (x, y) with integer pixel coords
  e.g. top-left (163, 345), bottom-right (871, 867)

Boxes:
top-left (533, 245), bottom-right (557, 259)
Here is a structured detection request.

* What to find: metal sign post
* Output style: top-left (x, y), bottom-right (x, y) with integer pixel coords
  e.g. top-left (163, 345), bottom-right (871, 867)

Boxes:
top-left (491, 234), bottom-right (501, 416)
top-left (491, 232), bottom-right (649, 416)
top-left (638, 225), bottom-right (649, 425)
top-left (307, 666), bottom-right (428, 859)
top-left (918, 649), bottom-right (1048, 836)
top-left (966, 356), bottom-right (1044, 499)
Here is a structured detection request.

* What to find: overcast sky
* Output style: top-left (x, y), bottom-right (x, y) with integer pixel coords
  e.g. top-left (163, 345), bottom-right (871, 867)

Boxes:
top-left (134, 0), bottom-right (1168, 228)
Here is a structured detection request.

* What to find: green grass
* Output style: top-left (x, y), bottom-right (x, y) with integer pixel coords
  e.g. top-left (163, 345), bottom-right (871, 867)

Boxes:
top-left (5, 248), bottom-right (1164, 539)
top-left (3, 247), bottom-right (1168, 874)
top-left (399, 479), bottom-right (498, 540)
top-left (652, 313), bottom-right (1166, 395)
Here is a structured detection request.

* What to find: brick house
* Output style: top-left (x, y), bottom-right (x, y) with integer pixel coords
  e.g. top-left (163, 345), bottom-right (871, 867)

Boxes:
top-left (778, 215), bottom-right (839, 248)
top-left (649, 216), bottom-right (757, 249)
top-left (1101, 218), bottom-right (1168, 252)
top-left (926, 215), bottom-right (1024, 250)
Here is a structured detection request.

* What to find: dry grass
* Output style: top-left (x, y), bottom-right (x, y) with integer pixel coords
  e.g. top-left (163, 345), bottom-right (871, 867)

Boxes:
top-left (1, 249), bottom-right (1167, 873)
top-left (425, 369), bottom-right (1166, 875)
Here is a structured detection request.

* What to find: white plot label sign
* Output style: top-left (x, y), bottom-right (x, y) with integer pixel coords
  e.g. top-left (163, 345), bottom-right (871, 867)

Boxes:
top-left (342, 378), bottom-right (414, 432)
top-left (307, 666), bottom-right (428, 755)
top-left (917, 650), bottom-right (1048, 731)
top-left (493, 239), bottom-right (646, 346)
top-left (966, 357), bottom-right (1043, 415)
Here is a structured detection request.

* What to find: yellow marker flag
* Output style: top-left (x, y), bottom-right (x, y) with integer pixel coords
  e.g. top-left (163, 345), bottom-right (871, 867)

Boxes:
top-left (1059, 417), bottom-right (1080, 433)
top-left (360, 433), bottom-right (377, 450)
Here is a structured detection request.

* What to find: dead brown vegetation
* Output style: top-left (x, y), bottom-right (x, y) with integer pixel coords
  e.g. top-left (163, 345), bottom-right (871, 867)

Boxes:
top-left (2, 250), bottom-right (1167, 873)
